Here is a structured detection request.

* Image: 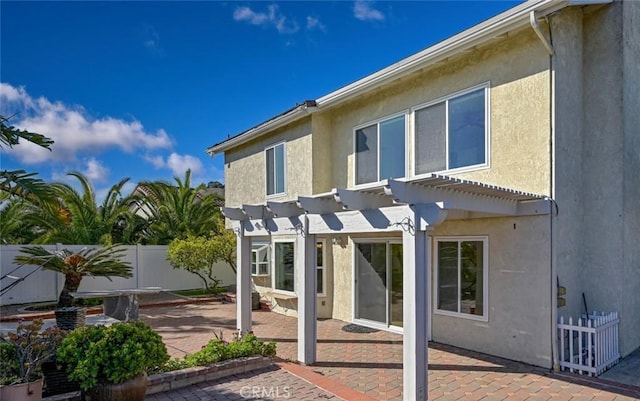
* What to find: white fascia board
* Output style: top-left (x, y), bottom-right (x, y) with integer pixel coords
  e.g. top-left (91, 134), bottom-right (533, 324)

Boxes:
top-left (315, 0), bottom-right (608, 109)
top-left (207, 106), bottom-right (310, 156)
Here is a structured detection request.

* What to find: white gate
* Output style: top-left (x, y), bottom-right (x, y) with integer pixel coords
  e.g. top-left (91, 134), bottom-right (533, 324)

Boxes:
top-left (558, 312), bottom-right (620, 376)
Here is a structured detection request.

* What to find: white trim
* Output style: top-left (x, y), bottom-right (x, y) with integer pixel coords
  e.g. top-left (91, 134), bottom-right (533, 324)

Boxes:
top-left (316, 239), bottom-right (326, 297)
top-left (265, 141), bottom-right (287, 198)
top-left (412, 83), bottom-right (491, 178)
top-left (250, 242), bottom-right (270, 277)
top-left (353, 111), bottom-right (409, 187)
top-left (271, 239), bottom-right (296, 296)
top-left (433, 236), bottom-right (489, 322)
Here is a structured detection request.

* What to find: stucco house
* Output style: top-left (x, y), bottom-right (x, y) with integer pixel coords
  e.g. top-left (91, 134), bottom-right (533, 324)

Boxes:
top-left (207, 0), bottom-right (639, 399)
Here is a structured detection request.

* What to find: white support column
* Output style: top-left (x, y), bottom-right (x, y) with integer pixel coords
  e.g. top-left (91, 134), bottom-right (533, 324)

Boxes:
top-left (403, 223), bottom-right (429, 401)
top-left (236, 228), bottom-right (252, 334)
top-left (296, 216), bottom-right (317, 364)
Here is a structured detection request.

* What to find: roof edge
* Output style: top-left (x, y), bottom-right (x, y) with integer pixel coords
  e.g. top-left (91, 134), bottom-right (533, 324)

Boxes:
top-left (208, 0), bottom-right (611, 156)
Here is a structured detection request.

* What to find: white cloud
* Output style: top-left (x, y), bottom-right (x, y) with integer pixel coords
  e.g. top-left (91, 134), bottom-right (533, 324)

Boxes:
top-left (83, 157), bottom-right (110, 183)
top-left (142, 25), bottom-right (164, 55)
top-left (306, 16), bottom-right (326, 31)
top-left (233, 5), bottom-right (299, 34)
top-left (144, 154), bottom-right (166, 169)
top-left (145, 152), bottom-right (203, 177)
top-left (0, 83), bottom-right (173, 165)
top-left (354, 1), bottom-right (385, 22)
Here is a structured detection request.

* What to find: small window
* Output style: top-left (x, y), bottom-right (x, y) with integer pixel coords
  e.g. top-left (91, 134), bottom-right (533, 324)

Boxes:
top-left (273, 241), bottom-right (295, 293)
top-left (251, 244), bottom-right (270, 276)
top-left (317, 241), bottom-right (325, 296)
top-left (415, 86), bottom-right (488, 175)
top-left (355, 114), bottom-right (406, 185)
top-left (435, 237), bottom-right (488, 320)
top-left (266, 143), bottom-right (285, 196)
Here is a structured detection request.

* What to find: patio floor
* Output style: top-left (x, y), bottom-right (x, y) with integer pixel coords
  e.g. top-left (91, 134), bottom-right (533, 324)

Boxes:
top-left (141, 301), bottom-right (640, 401)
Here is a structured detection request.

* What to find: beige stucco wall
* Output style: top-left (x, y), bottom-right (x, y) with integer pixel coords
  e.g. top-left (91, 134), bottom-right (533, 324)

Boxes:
top-left (324, 28), bottom-right (551, 195)
top-left (430, 215), bottom-right (552, 368)
top-left (224, 118), bottom-right (313, 207)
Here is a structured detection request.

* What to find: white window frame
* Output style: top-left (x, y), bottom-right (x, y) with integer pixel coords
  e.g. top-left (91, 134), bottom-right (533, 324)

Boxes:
top-left (271, 239), bottom-right (296, 295)
top-left (251, 243), bottom-right (270, 276)
top-left (353, 111), bottom-right (409, 187)
top-left (433, 236), bottom-right (489, 322)
top-left (316, 240), bottom-right (326, 297)
top-left (265, 141), bottom-right (286, 197)
top-left (411, 83), bottom-right (491, 177)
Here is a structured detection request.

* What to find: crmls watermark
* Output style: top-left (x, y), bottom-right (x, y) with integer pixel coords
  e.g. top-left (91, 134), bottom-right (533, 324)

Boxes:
top-left (240, 386), bottom-right (291, 399)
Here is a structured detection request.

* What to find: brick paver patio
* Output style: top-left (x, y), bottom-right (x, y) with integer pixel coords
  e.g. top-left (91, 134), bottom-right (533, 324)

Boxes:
top-left (141, 301), bottom-right (640, 401)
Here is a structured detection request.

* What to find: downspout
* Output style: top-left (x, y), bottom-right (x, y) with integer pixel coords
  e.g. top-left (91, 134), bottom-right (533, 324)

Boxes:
top-left (530, 10), bottom-right (559, 371)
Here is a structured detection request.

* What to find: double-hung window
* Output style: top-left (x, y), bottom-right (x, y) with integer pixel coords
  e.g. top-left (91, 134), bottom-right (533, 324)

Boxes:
top-left (251, 243), bottom-right (270, 276)
top-left (266, 143), bottom-right (285, 196)
top-left (435, 237), bottom-right (488, 320)
top-left (415, 85), bottom-right (488, 174)
top-left (273, 241), bottom-right (295, 293)
top-left (355, 114), bottom-right (406, 185)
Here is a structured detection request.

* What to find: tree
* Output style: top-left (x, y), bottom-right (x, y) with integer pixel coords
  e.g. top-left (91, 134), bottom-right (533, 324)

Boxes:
top-left (167, 236), bottom-right (224, 293)
top-left (29, 172), bottom-right (138, 245)
top-left (13, 245), bottom-right (133, 308)
top-left (135, 170), bottom-right (223, 244)
top-left (0, 114), bottom-right (54, 199)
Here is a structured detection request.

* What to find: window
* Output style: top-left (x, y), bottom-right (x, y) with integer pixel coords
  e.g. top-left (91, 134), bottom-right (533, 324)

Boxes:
top-left (251, 243), bottom-right (270, 276)
top-left (317, 241), bottom-right (325, 296)
top-left (273, 241), bottom-right (295, 293)
top-left (266, 143), bottom-right (285, 196)
top-left (355, 114), bottom-right (406, 185)
top-left (415, 86), bottom-right (488, 175)
top-left (435, 237), bottom-right (488, 320)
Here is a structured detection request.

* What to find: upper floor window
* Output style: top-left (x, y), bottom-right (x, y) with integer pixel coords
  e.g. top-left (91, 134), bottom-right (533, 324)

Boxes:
top-left (415, 86), bottom-right (488, 175)
top-left (355, 114), bottom-right (406, 185)
top-left (266, 143), bottom-right (285, 196)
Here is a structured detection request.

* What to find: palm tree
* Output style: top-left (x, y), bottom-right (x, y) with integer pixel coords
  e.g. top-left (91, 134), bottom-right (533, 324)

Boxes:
top-left (29, 172), bottom-right (140, 245)
top-left (135, 170), bottom-right (223, 244)
top-left (0, 196), bottom-right (41, 244)
top-left (13, 245), bottom-right (133, 308)
top-left (1, 115), bottom-right (54, 200)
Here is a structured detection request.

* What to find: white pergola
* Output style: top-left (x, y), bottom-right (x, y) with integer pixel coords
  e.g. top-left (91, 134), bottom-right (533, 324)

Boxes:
top-left (223, 174), bottom-right (550, 401)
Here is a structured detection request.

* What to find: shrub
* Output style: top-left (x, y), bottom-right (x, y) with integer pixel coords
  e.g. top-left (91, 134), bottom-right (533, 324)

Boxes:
top-left (159, 332), bottom-right (276, 372)
top-left (56, 321), bottom-right (169, 390)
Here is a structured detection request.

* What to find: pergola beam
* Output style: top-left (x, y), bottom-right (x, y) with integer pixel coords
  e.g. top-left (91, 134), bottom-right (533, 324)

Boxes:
top-left (298, 196), bottom-right (343, 214)
top-left (242, 204), bottom-right (274, 220)
top-left (267, 201), bottom-right (304, 217)
top-left (333, 188), bottom-right (394, 210)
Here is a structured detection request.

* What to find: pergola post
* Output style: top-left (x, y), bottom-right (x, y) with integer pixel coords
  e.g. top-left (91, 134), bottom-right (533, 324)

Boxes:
top-left (403, 220), bottom-right (429, 401)
top-left (236, 227), bottom-right (252, 334)
top-left (297, 216), bottom-right (317, 364)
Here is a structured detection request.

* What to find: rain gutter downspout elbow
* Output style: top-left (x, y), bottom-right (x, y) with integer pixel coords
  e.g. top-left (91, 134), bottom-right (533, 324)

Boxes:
top-left (530, 11), bottom-right (554, 55)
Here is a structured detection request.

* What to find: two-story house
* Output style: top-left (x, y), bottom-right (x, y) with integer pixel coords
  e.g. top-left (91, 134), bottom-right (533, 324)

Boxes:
top-left (207, 0), bottom-right (639, 399)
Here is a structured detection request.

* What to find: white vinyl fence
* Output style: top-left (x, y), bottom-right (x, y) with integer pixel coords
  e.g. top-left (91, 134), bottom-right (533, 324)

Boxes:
top-left (558, 312), bottom-right (620, 376)
top-left (0, 245), bottom-right (236, 305)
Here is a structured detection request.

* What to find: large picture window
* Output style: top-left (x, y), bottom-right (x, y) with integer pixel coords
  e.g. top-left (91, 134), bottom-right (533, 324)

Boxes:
top-left (435, 237), bottom-right (488, 320)
top-left (273, 241), bottom-right (295, 293)
top-left (415, 86), bottom-right (488, 175)
top-left (266, 143), bottom-right (285, 196)
top-left (355, 114), bottom-right (406, 185)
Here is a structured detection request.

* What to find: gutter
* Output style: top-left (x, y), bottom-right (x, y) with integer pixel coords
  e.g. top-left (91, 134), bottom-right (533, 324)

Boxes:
top-left (207, 0), bottom-right (610, 156)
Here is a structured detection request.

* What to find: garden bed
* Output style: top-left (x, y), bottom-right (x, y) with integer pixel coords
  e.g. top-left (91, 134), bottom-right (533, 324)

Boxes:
top-left (43, 356), bottom-right (272, 401)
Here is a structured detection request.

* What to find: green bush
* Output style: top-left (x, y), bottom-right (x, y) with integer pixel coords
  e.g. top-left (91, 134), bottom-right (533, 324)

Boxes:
top-left (159, 332), bottom-right (276, 372)
top-left (56, 321), bottom-right (169, 390)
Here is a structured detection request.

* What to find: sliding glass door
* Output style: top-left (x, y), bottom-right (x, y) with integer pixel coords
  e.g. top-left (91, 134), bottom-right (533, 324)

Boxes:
top-left (355, 241), bottom-right (403, 330)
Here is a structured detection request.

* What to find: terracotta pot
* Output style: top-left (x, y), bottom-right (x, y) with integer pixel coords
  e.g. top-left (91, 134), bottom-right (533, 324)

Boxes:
top-left (82, 372), bottom-right (147, 401)
top-left (0, 379), bottom-right (43, 401)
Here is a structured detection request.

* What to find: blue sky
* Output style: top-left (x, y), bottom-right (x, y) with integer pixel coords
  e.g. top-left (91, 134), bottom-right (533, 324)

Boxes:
top-left (1, 1), bottom-right (520, 197)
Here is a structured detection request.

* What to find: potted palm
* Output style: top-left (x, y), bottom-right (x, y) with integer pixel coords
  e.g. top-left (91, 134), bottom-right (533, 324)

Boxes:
top-left (14, 245), bottom-right (133, 329)
top-left (0, 319), bottom-right (63, 401)
top-left (56, 321), bottom-right (169, 401)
